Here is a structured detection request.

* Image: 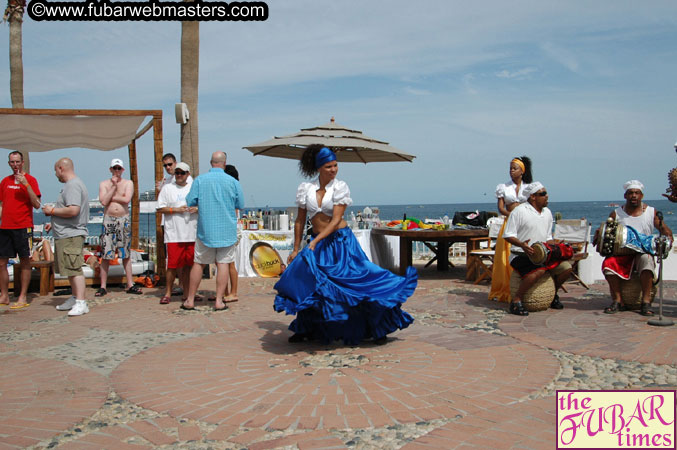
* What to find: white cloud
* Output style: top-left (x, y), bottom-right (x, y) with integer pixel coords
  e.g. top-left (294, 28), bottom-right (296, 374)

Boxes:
top-left (404, 87), bottom-right (431, 96)
top-left (495, 67), bottom-right (537, 79)
top-left (540, 42), bottom-right (580, 73)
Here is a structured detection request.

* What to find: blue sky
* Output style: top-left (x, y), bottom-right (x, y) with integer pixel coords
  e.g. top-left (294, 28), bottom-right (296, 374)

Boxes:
top-left (2, 0), bottom-right (677, 208)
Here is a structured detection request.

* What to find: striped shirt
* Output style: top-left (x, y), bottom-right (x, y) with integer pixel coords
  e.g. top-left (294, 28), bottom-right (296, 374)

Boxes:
top-left (186, 168), bottom-right (244, 248)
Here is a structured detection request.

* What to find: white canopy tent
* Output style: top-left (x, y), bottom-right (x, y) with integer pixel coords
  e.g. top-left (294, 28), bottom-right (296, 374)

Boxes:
top-left (0, 108), bottom-right (167, 277)
top-left (0, 114), bottom-right (146, 152)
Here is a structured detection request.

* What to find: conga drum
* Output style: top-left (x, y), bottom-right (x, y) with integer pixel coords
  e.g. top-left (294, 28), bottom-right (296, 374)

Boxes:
top-left (528, 242), bottom-right (548, 265)
top-left (595, 218), bottom-right (637, 257)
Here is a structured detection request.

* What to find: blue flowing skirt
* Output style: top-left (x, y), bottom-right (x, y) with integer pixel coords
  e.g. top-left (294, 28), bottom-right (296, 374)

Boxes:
top-left (274, 227), bottom-right (417, 345)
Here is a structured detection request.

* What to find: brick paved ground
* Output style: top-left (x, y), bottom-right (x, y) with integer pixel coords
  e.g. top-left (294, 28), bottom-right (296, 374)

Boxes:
top-left (1, 264), bottom-right (676, 449)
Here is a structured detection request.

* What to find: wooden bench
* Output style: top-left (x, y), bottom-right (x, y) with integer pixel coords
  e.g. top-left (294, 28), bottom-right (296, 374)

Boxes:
top-left (13, 260), bottom-right (54, 296)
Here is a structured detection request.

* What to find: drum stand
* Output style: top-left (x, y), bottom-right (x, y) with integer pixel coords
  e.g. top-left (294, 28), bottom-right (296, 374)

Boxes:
top-left (648, 235), bottom-right (674, 327)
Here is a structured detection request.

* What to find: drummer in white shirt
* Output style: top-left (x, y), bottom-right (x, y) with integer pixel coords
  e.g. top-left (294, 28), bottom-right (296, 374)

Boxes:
top-left (600, 180), bottom-right (673, 316)
top-left (502, 182), bottom-right (572, 316)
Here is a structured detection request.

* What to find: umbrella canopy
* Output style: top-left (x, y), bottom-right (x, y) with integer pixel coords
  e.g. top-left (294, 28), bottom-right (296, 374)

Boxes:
top-left (243, 118), bottom-right (415, 163)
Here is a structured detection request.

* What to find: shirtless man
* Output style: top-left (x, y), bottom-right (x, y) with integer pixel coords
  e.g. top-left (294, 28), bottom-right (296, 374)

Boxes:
top-left (96, 158), bottom-right (141, 296)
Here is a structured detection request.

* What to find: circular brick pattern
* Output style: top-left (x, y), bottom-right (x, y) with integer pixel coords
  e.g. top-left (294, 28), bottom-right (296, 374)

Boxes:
top-left (499, 294), bottom-right (677, 365)
top-left (112, 328), bottom-right (559, 431)
top-left (0, 355), bottom-right (109, 448)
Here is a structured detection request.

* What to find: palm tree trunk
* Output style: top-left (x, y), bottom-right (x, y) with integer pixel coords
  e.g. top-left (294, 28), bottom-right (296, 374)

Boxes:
top-left (5, 0), bottom-right (30, 171)
top-left (180, 20), bottom-right (199, 175)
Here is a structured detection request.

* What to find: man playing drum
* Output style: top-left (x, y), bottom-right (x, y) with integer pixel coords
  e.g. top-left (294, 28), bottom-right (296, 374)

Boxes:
top-left (601, 180), bottom-right (673, 316)
top-left (503, 182), bottom-right (573, 316)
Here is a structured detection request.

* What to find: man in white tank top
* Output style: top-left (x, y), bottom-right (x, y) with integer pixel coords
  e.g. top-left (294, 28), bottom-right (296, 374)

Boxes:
top-left (602, 180), bottom-right (673, 316)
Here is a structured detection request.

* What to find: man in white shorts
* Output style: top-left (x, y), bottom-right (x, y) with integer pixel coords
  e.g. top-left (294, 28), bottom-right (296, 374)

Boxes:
top-left (183, 152), bottom-right (244, 311)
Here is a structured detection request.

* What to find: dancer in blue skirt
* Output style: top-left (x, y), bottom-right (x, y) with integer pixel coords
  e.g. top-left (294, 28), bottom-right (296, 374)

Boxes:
top-left (274, 144), bottom-right (417, 345)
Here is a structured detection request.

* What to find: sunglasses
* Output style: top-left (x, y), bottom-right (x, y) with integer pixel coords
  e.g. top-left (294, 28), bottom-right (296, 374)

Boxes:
top-left (163, 163), bottom-right (174, 168)
top-left (174, 170), bottom-right (187, 175)
top-left (112, 166), bottom-right (123, 170)
top-left (535, 191), bottom-right (548, 197)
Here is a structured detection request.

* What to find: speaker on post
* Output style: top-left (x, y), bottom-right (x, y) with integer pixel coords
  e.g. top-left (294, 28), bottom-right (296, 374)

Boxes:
top-left (174, 103), bottom-right (189, 124)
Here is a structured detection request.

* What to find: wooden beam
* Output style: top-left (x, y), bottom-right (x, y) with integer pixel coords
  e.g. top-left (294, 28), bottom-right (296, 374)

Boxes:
top-left (128, 140), bottom-right (139, 249)
top-left (153, 114), bottom-right (166, 279)
top-left (0, 108), bottom-right (162, 116)
top-left (133, 119), bottom-right (154, 140)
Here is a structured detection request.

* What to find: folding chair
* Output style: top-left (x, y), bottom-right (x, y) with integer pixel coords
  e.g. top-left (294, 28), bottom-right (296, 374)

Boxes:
top-left (466, 217), bottom-right (504, 284)
top-left (553, 218), bottom-right (591, 290)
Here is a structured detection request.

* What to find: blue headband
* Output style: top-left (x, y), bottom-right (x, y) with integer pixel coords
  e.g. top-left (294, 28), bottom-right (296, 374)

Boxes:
top-left (314, 147), bottom-right (336, 169)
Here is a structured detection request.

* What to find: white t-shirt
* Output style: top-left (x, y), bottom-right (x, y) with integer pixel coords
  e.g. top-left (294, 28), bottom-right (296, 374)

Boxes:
top-left (157, 180), bottom-right (197, 243)
top-left (502, 202), bottom-right (553, 261)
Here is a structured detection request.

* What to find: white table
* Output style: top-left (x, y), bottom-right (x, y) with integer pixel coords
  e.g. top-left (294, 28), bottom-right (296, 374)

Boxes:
top-left (235, 229), bottom-right (397, 277)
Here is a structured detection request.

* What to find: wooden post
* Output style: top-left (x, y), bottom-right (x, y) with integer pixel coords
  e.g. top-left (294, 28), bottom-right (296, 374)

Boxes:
top-left (153, 114), bottom-right (166, 279)
top-left (128, 140), bottom-right (139, 249)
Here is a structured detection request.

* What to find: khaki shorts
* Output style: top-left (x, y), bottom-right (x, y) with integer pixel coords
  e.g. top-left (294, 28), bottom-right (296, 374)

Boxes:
top-left (55, 236), bottom-right (85, 277)
top-left (194, 238), bottom-right (236, 264)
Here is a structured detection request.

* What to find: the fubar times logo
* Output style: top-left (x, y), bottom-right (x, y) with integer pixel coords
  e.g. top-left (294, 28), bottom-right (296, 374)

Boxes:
top-left (556, 390), bottom-right (676, 449)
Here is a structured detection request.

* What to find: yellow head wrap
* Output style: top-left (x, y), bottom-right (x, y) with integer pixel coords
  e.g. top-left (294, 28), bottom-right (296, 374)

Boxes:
top-left (511, 158), bottom-right (525, 173)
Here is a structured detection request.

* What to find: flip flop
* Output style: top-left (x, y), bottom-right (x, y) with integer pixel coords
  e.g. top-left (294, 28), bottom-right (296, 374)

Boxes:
top-left (95, 288), bottom-right (107, 297)
top-left (213, 306), bottom-right (228, 312)
top-left (159, 296), bottom-right (171, 305)
top-left (180, 304), bottom-right (195, 311)
top-left (9, 302), bottom-right (30, 310)
top-left (224, 297), bottom-right (238, 303)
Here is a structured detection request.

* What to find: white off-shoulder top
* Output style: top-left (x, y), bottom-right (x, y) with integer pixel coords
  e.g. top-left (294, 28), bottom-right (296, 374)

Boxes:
top-left (495, 181), bottom-right (529, 204)
top-left (295, 178), bottom-right (353, 220)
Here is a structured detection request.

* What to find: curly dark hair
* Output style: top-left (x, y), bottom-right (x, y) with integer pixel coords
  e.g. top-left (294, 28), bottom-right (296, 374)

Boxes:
top-left (514, 155), bottom-right (533, 184)
top-left (299, 144), bottom-right (334, 178)
top-left (225, 164), bottom-right (239, 181)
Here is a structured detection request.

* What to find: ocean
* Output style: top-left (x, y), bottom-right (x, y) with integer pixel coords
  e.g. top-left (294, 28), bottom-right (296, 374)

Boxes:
top-left (33, 199), bottom-right (677, 239)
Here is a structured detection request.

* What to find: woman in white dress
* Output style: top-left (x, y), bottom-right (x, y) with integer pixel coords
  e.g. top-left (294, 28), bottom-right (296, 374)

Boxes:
top-left (488, 156), bottom-right (532, 302)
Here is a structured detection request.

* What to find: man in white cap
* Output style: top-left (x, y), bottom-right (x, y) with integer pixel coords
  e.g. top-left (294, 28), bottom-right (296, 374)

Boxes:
top-left (600, 180), bottom-right (672, 316)
top-left (502, 182), bottom-right (573, 316)
top-left (96, 158), bottom-right (140, 296)
top-left (156, 162), bottom-right (197, 304)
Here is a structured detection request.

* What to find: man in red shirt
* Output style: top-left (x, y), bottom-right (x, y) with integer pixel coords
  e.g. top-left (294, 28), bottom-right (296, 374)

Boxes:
top-left (0, 151), bottom-right (41, 309)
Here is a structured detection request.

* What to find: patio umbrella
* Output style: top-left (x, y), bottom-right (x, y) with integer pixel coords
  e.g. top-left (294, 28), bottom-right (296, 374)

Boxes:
top-left (243, 117), bottom-right (415, 163)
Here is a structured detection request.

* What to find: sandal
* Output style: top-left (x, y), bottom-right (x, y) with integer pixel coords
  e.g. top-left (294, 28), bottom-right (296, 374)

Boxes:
top-left (640, 302), bottom-right (654, 316)
top-left (159, 296), bottom-right (170, 305)
top-left (126, 285), bottom-right (142, 295)
top-left (95, 288), bottom-right (107, 297)
top-left (509, 301), bottom-right (529, 316)
top-left (604, 302), bottom-right (621, 314)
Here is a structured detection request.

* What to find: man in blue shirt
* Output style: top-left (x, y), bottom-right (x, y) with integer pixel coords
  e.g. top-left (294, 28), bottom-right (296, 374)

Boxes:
top-left (183, 151), bottom-right (244, 311)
